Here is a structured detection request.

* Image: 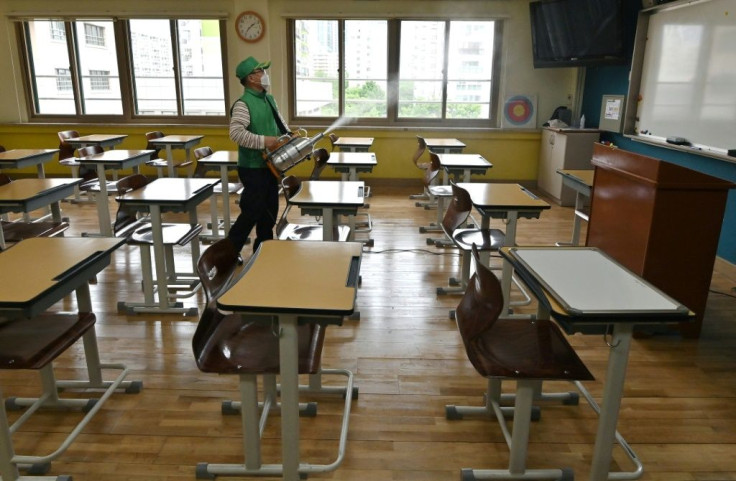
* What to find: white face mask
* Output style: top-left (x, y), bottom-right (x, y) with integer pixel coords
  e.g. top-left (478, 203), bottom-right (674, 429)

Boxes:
top-left (259, 72), bottom-right (271, 89)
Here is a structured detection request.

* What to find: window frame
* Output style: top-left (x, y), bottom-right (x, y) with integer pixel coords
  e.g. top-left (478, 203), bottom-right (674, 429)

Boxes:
top-left (16, 17), bottom-right (230, 124)
top-left (287, 17), bottom-right (503, 129)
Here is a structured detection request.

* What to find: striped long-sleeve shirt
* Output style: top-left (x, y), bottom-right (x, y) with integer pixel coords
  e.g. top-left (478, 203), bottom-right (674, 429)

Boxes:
top-left (229, 99), bottom-right (290, 150)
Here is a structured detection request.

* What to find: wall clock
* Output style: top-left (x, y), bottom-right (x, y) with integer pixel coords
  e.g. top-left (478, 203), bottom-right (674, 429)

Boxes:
top-left (236, 10), bottom-right (265, 43)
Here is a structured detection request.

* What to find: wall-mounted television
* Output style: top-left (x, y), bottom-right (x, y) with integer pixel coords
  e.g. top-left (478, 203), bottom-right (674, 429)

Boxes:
top-left (529, 0), bottom-right (627, 68)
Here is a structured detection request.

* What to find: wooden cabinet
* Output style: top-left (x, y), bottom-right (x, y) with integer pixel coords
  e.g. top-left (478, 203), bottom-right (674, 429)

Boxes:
top-left (587, 144), bottom-right (734, 338)
top-left (537, 128), bottom-right (600, 206)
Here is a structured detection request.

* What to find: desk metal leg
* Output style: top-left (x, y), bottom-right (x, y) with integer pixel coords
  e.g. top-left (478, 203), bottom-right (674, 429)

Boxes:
top-left (323, 207), bottom-right (336, 242)
top-left (221, 166), bottom-right (232, 234)
top-left (165, 146), bottom-right (175, 178)
top-left (279, 314), bottom-right (301, 481)
top-left (590, 323), bottom-right (634, 481)
top-left (94, 164), bottom-right (112, 236)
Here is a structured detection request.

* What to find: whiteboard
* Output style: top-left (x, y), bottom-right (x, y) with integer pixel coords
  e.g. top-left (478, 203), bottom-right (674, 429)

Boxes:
top-left (511, 248), bottom-right (688, 316)
top-left (633, 0), bottom-right (736, 153)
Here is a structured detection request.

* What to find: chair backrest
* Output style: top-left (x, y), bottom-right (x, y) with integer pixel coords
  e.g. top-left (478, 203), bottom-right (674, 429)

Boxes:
top-left (275, 175), bottom-right (302, 236)
top-left (329, 133), bottom-right (339, 151)
top-left (309, 148), bottom-right (330, 180)
top-left (193, 238), bottom-right (240, 359)
top-left (145, 131), bottom-right (165, 160)
top-left (441, 182), bottom-right (473, 238)
top-left (76, 145), bottom-right (104, 158)
top-left (455, 244), bottom-right (506, 370)
top-left (0, 145), bottom-right (5, 153)
top-left (57, 130), bottom-right (80, 160)
top-left (0, 173), bottom-right (11, 186)
top-left (412, 136), bottom-right (428, 168)
top-left (423, 152), bottom-right (442, 189)
top-left (113, 174), bottom-right (151, 234)
top-left (192, 146), bottom-right (214, 178)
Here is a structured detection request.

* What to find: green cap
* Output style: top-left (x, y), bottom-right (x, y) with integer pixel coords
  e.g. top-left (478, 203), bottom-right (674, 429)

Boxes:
top-left (235, 56), bottom-right (271, 79)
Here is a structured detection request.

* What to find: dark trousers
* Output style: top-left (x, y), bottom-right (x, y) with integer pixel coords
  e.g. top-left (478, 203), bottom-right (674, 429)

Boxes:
top-left (228, 167), bottom-right (279, 253)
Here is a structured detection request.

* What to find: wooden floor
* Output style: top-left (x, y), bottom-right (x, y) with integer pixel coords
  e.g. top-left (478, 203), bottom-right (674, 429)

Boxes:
top-left (3, 179), bottom-right (736, 481)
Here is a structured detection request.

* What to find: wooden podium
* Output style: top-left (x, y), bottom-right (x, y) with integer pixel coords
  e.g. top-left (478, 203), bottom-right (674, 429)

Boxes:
top-left (587, 143), bottom-right (734, 338)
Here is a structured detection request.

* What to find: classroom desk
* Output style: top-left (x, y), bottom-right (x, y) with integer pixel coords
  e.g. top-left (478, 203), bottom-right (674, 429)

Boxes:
top-left (556, 169), bottom-right (594, 246)
top-left (147, 134), bottom-right (204, 177)
top-left (332, 136), bottom-right (374, 152)
top-left (287, 180), bottom-right (365, 242)
top-left (326, 152), bottom-right (377, 181)
top-left (0, 178), bottom-right (81, 250)
top-left (115, 178), bottom-right (218, 315)
top-left (436, 153), bottom-right (492, 184)
top-left (425, 137), bottom-right (466, 153)
top-left (64, 133), bottom-right (128, 150)
top-left (193, 150), bottom-right (238, 239)
top-left (215, 240), bottom-right (362, 480)
top-left (78, 149), bottom-right (153, 237)
top-left (0, 237), bottom-right (140, 481)
top-left (0, 149), bottom-right (59, 179)
top-left (457, 182), bottom-right (550, 314)
top-left (500, 246), bottom-right (693, 481)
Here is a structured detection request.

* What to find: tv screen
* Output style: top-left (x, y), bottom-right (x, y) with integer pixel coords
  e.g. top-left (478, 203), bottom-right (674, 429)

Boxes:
top-left (530, 0), bottom-right (626, 68)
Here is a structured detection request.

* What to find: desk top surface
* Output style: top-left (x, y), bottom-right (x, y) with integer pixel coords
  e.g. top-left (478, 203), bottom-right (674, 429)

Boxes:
top-left (436, 153), bottom-right (491, 168)
top-left (197, 150), bottom-right (238, 164)
top-left (116, 178), bottom-right (219, 204)
top-left (326, 152), bottom-right (377, 166)
top-left (333, 137), bottom-right (374, 147)
top-left (78, 149), bottom-right (153, 164)
top-left (149, 134), bottom-right (204, 145)
top-left (218, 240), bottom-right (362, 315)
top-left (501, 246), bottom-right (693, 320)
top-left (0, 178), bottom-right (82, 201)
top-left (0, 149), bottom-right (59, 161)
top-left (290, 180), bottom-right (365, 206)
top-left (425, 138), bottom-right (466, 149)
top-left (457, 182), bottom-right (550, 210)
top-left (557, 169), bottom-right (595, 187)
top-left (67, 134), bottom-right (128, 144)
top-left (0, 237), bottom-right (125, 305)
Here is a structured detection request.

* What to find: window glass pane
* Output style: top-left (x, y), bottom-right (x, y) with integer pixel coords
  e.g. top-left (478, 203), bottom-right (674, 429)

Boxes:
top-left (447, 21), bottom-right (495, 119)
top-left (399, 20), bottom-right (445, 118)
top-left (345, 20), bottom-right (387, 118)
top-left (75, 20), bottom-right (122, 114)
top-left (130, 19), bottom-right (177, 115)
top-left (27, 20), bottom-right (75, 114)
top-left (177, 19), bottom-right (225, 116)
top-left (295, 20), bottom-right (339, 117)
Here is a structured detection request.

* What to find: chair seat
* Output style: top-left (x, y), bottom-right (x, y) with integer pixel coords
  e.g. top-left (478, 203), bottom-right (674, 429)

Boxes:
top-left (214, 182), bottom-right (243, 195)
top-left (278, 224), bottom-right (351, 242)
top-left (129, 223), bottom-right (203, 247)
top-left (1, 220), bottom-right (69, 243)
top-left (452, 228), bottom-right (506, 251)
top-left (428, 184), bottom-right (452, 197)
top-left (194, 313), bottom-right (324, 375)
top-left (0, 313), bottom-right (96, 370)
top-left (468, 318), bottom-right (594, 381)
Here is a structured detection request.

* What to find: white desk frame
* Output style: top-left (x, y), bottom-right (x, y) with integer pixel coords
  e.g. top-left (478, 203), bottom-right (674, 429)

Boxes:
top-left (215, 240), bottom-right (362, 481)
top-left (436, 153), bottom-right (492, 185)
top-left (194, 150), bottom-right (239, 240)
top-left (78, 149), bottom-right (152, 237)
top-left (332, 137), bottom-right (373, 152)
top-left (556, 169), bottom-right (594, 246)
top-left (0, 149), bottom-right (59, 179)
top-left (288, 180), bottom-right (365, 242)
top-left (502, 247), bottom-right (692, 481)
top-left (149, 135), bottom-right (204, 178)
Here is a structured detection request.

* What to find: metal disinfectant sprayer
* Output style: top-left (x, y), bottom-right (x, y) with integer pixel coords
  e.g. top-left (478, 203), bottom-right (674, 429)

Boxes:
top-left (263, 128), bottom-right (326, 178)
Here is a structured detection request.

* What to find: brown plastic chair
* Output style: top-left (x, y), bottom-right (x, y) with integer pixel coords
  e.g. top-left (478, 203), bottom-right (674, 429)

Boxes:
top-left (275, 175), bottom-right (350, 241)
top-left (328, 133), bottom-right (339, 151)
top-left (419, 152), bottom-right (454, 243)
top-left (193, 146), bottom-right (243, 195)
top-left (309, 148), bottom-right (330, 180)
top-left (144, 131), bottom-right (194, 177)
top-left (76, 145), bottom-right (119, 195)
top-left (445, 244), bottom-right (594, 481)
top-left (437, 182), bottom-right (506, 304)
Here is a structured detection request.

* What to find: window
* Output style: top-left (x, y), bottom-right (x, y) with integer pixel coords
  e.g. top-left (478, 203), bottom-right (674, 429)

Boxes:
top-left (290, 18), bottom-right (502, 127)
top-left (20, 18), bottom-right (227, 121)
top-left (84, 23), bottom-right (105, 46)
top-left (88, 70), bottom-right (110, 90)
top-left (55, 68), bottom-right (72, 92)
top-left (50, 21), bottom-right (65, 41)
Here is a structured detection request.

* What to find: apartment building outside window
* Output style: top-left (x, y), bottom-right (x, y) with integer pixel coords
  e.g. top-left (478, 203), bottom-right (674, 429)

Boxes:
top-left (19, 18), bottom-right (227, 122)
top-left (290, 18), bottom-right (502, 127)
